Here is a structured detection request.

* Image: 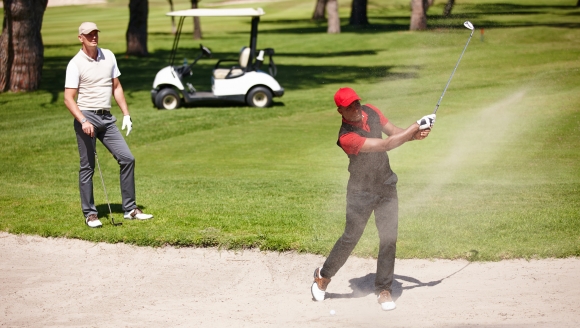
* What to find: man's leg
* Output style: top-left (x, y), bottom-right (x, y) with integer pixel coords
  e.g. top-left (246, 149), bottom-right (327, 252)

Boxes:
top-left (74, 119), bottom-right (98, 217)
top-left (98, 114), bottom-right (136, 212)
top-left (373, 184), bottom-right (399, 294)
top-left (321, 190), bottom-right (379, 279)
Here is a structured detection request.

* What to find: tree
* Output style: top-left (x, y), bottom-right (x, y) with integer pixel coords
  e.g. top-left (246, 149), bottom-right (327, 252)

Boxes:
top-left (443, 0), bottom-right (455, 18)
top-left (327, 0), bottom-right (340, 34)
top-left (0, 0), bottom-right (48, 92)
top-left (312, 0), bottom-right (327, 21)
top-left (126, 0), bottom-right (149, 57)
top-left (191, 0), bottom-right (202, 40)
top-left (349, 0), bottom-right (368, 26)
top-left (409, 0), bottom-right (439, 30)
top-left (410, 0), bottom-right (429, 30)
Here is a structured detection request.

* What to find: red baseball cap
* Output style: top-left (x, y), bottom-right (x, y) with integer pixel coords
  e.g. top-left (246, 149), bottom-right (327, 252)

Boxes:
top-left (334, 87), bottom-right (361, 107)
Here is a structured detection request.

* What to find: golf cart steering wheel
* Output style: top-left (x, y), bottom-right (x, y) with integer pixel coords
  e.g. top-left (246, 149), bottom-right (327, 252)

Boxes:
top-left (262, 48), bottom-right (277, 77)
top-left (175, 63), bottom-right (191, 78)
top-left (175, 45), bottom-right (212, 78)
top-left (200, 44), bottom-right (212, 58)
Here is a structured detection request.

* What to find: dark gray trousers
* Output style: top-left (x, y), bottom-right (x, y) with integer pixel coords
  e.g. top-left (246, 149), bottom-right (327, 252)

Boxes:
top-left (74, 111), bottom-right (136, 217)
top-left (321, 184), bottom-right (398, 294)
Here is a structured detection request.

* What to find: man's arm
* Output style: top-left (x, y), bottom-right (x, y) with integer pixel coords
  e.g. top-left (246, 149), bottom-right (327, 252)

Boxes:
top-left (360, 122), bottom-right (420, 153)
top-left (382, 121), bottom-right (405, 136)
top-left (112, 77), bottom-right (129, 116)
top-left (112, 78), bottom-right (133, 136)
top-left (64, 88), bottom-right (94, 137)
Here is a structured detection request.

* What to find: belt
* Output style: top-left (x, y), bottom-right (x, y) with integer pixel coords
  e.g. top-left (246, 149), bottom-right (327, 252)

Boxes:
top-left (86, 110), bottom-right (110, 115)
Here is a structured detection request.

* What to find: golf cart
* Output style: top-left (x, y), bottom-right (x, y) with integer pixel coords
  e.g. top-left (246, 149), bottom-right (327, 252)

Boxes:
top-left (151, 8), bottom-right (284, 109)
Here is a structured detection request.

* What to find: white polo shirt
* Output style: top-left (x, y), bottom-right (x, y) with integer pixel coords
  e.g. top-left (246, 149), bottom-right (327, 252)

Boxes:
top-left (65, 48), bottom-right (121, 111)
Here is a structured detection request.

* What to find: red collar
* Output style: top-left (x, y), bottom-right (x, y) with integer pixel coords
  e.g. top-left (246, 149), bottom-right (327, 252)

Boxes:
top-left (342, 111), bottom-right (370, 132)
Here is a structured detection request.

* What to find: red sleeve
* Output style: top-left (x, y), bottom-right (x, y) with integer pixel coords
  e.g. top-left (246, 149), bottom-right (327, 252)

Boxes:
top-left (365, 104), bottom-right (389, 126)
top-left (339, 132), bottom-right (366, 155)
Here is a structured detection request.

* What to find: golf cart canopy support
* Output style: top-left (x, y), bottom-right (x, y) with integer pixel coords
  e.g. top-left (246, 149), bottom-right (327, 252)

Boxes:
top-left (166, 8), bottom-right (265, 68)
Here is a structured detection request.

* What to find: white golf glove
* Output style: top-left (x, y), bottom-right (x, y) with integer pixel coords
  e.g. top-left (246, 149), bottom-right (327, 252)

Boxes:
top-left (417, 114), bottom-right (436, 130)
top-left (122, 115), bottom-right (132, 136)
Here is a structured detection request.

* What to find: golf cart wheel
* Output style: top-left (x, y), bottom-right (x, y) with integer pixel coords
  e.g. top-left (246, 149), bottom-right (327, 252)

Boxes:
top-left (246, 87), bottom-right (273, 108)
top-left (155, 88), bottom-right (181, 110)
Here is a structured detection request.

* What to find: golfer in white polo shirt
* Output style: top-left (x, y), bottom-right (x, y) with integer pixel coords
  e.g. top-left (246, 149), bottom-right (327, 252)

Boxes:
top-left (64, 22), bottom-right (153, 228)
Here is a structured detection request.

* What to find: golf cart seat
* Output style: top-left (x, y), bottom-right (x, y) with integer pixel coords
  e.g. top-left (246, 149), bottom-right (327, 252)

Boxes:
top-left (213, 47), bottom-right (251, 79)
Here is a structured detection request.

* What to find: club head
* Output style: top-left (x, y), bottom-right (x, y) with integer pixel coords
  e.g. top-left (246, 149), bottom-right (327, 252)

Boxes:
top-left (464, 21), bottom-right (474, 30)
top-left (110, 217), bottom-right (123, 226)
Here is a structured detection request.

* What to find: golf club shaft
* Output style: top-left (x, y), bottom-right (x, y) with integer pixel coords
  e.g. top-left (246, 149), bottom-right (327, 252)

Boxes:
top-left (433, 29), bottom-right (474, 114)
top-left (93, 137), bottom-right (119, 225)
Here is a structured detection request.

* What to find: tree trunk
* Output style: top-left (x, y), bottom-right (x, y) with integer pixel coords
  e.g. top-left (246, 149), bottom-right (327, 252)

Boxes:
top-left (326, 0), bottom-right (340, 34)
top-left (0, 0), bottom-right (48, 92)
top-left (126, 0), bottom-right (149, 57)
top-left (349, 0), bottom-right (368, 26)
top-left (312, 0), bottom-right (327, 21)
top-left (443, 0), bottom-right (455, 17)
top-left (409, 0), bottom-right (428, 31)
top-left (577, 0), bottom-right (579, 6)
top-left (168, 0), bottom-right (176, 35)
top-left (191, 0), bottom-right (202, 40)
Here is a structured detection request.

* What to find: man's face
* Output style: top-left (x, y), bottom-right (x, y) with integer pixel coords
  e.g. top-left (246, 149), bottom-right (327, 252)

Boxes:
top-left (79, 30), bottom-right (99, 47)
top-left (338, 100), bottom-right (363, 122)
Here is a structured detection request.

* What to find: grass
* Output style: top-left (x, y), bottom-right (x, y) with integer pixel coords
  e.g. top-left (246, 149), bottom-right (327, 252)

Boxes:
top-left (0, 0), bottom-right (579, 261)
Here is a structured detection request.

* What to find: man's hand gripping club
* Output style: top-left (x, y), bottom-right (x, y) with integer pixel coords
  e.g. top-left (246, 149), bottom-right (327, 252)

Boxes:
top-left (417, 114), bottom-right (436, 130)
top-left (410, 114), bottom-right (435, 141)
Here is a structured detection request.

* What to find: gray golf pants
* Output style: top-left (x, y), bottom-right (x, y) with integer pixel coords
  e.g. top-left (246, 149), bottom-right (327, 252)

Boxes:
top-left (74, 111), bottom-right (136, 218)
top-left (321, 185), bottom-right (398, 294)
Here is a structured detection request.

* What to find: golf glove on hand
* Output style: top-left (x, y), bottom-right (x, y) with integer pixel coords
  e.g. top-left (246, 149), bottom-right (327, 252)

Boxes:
top-left (122, 115), bottom-right (132, 136)
top-left (417, 114), bottom-right (436, 130)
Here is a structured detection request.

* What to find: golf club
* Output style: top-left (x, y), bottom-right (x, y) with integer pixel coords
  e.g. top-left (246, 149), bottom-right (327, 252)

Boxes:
top-left (93, 136), bottom-right (122, 226)
top-left (433, 21), bottom-right (475, 114)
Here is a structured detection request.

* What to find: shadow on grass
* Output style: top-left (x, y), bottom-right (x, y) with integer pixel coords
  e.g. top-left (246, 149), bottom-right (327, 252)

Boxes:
top-left (39, 48), bottom-right (419, 105)
top-left (257, 3), bottom-right (580, 34)
top-left (467, 3), bottom-right (578, 12)
top-left (96, 203), bottom-right (124, 216)
top-left (95, 203), bottom-right (151, 215)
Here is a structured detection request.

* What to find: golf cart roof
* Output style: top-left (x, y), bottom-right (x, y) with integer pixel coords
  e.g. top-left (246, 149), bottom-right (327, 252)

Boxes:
top-left (166, 8), bottom-right (265, 17)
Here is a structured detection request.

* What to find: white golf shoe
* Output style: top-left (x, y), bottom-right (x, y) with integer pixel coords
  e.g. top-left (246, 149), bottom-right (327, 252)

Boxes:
top-left (124, 208), bottom-right (153, 220)
top-left (311, 267), bottom-right (331, 302)
top-left (85, 214), bottom-right (103, 228)
top-left (377, 290), bottom-right (396, 311)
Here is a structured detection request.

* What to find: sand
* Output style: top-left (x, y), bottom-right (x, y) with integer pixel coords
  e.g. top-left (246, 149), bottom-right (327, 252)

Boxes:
top-left (1, 232), bottom-right (579, 327)
top-left (2, 0), bottom-right (579, 326)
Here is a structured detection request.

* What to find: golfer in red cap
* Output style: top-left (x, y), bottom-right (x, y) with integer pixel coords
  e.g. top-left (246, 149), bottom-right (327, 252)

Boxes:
top-left (311, 87), bottom-right (435, 311)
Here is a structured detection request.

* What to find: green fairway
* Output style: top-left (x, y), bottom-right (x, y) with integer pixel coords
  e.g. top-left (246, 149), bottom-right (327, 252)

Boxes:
top-left (1, 0), bottom-right (578, 260)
